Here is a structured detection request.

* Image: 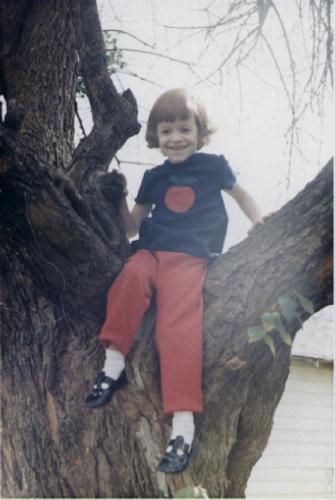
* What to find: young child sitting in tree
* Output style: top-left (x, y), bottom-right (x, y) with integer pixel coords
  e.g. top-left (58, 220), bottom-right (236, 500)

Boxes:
top-left (85, 88), bottom-right (263, 474)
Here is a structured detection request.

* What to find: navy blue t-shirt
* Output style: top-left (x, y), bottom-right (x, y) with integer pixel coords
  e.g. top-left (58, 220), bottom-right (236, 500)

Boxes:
top-left (132, 152), bottom-right (236, 259)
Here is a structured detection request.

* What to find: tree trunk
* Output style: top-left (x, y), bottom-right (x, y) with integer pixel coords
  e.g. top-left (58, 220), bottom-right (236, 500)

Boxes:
top-left (0, 1), bottom-right (333, 498)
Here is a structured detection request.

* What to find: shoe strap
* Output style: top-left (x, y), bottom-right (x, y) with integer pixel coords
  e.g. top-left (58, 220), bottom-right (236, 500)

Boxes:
top-left (95, 371), bottom-right (114, 390)
top-left (167, 435), bottom-right (190, 454)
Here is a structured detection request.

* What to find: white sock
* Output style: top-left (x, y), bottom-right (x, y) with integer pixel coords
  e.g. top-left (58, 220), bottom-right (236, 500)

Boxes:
top-left (103, 346), bottom-right (125, 380)
top-left (170, 411), bottom-right (194, 447)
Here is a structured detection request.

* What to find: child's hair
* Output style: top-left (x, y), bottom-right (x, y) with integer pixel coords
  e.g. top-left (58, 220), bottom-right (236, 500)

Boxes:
top-left (145, 88), bottom-right (215, 149)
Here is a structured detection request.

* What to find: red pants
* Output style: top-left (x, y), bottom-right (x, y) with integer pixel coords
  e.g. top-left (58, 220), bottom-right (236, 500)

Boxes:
top-left (99, 250), bottom-right (208, 414)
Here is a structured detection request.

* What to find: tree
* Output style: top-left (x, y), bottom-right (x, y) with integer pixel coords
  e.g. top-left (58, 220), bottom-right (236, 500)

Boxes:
top-left (0, 0), bottom-right (333, 498)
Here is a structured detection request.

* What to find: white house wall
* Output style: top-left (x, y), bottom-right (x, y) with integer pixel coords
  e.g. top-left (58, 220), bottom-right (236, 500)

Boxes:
top-left (246, 358), bottom-right (333, 498)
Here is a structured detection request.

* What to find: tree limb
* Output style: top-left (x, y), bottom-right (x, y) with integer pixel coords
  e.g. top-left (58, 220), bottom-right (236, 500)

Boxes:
top-left (68, 0), bottom-right (140, 191)
top-left (0, 124), bottom-right (129, 316)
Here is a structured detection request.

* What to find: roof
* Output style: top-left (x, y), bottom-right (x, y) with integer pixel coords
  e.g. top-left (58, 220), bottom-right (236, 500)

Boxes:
top-left (292, 305), bottom-right (333, 362)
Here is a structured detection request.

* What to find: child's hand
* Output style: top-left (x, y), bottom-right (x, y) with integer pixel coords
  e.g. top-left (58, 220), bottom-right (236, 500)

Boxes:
top-left (111, 169), bottom-right (128, 196)
top-left (247, 219), bottom-right (263, 235)
top-left (100, 169), bottom-right (128, 206)
top-left (247, 212), bottom-right (275, 234)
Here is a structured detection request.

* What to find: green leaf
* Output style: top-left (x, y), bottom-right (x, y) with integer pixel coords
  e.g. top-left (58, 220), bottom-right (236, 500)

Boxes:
top-left (175, 487), bottom-right (196, 498)
top-left (278, 296), bottom-right (299, 323)
top-left (278, 328), bottom-right (292, 346)
top-left (294, 292), bottom-right (314, 314)
top-left (262, 310), bottom-right (292, 346)
top-left (261, 311), bottom-right (282, 332)
top-left (247, 326), bottom-right (266, 343)
top-left (175, 486), bottom-right (208, 498)
top-left (264, 334), bottom-right (276, 356)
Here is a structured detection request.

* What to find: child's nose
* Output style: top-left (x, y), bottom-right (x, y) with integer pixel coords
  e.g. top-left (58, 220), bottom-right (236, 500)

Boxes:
top-left (170, 130), bottom-right (182, 141)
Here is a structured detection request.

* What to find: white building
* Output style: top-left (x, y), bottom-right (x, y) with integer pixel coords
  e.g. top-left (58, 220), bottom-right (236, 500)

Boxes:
top-left (246, 306), bottom-right (333, 498)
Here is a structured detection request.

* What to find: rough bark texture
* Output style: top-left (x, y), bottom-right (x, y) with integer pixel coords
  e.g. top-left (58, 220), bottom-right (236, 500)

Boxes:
top-left (0, 1), bottom-right (333, 498)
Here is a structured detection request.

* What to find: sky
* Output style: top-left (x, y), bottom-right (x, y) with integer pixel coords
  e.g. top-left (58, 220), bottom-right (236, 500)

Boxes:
top-left (77, 0), bottom-right (333, 249)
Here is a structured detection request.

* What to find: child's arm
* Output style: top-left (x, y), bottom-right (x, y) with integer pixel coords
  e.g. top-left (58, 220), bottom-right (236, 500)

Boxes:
top-left (225, 183), bottom-right (263, 227)
top-left (119, 199), bottom-right (152, 238)
top-left (111, 169), bottom-right (152, 237)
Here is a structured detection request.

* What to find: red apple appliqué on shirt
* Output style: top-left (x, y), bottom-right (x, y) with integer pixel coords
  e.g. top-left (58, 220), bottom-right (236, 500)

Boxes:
top-left (164, 175), bottom-right (197, 213)
top-left (164, 186), bottom-right (196, 213)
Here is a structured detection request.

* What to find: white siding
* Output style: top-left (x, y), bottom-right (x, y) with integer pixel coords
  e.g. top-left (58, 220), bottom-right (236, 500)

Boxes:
top-left (291, 306), bottom-right (333, 361)
top-left (246, 358), bottom-right (333, 498)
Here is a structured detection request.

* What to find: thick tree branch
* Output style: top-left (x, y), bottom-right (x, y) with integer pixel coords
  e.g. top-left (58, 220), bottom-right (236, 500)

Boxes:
top-left (68, 0), bottom-right (140, 191)
top-left (0, 125), bottom-right (129, 317)
top-left (199, 158), bottom-right (333, 496)
top-left (202, 158), bottom-right (333, 387)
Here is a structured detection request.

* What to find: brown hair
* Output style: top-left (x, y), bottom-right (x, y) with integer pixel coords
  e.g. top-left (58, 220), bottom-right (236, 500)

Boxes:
top-left (145, 88), bottom-right (215, 149)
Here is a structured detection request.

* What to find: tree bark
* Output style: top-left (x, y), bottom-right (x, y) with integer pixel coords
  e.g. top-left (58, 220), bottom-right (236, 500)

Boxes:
top-left (0, 1), bottom-right (333, 498)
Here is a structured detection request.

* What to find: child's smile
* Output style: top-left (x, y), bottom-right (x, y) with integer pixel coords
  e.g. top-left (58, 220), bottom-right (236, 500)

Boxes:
top-left (157, 116), bottom-right (198, 164)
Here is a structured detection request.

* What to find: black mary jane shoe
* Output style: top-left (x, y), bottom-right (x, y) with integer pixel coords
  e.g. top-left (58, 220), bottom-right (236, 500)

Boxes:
top-left (84, 370), bottom-right (127, 409)
top-left (157, 435), bottom-right (192, 474)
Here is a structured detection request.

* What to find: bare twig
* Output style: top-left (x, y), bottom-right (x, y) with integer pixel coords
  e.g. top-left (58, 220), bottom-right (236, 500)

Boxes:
top-left (112, 47), bottom-right (194, 67)
top-left (103, 29), bottom-right (155, 49)
top-left (114, 156), bottom-right (157, 168)
top-left (74, 100), bottom-right (87, 137)
top-left (116, 70), bottom-right (163, 88)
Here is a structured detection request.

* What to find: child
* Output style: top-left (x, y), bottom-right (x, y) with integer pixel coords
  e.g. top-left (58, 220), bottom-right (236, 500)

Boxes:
top-left (85, 88), bottom-right (263, 474)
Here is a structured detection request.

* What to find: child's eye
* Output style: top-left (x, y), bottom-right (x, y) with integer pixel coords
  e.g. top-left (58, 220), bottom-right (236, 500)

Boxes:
top-left (161, 129), bottom-right (170, 134)
top-left (181, 128), bottom-right (191, 133)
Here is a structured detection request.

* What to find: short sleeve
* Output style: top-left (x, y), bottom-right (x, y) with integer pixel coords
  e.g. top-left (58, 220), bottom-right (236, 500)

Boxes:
top-left (219, 155), bottom-right (236, 190)
top-left (135, 170), bottom-right (153, 204)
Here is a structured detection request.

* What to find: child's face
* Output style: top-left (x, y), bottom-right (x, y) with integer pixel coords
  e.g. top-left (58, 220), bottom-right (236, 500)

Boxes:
top-left (157, 115), bottom-right (198, 164)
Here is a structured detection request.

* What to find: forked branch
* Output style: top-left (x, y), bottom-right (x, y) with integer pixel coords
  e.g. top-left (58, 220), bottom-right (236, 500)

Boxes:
top-left (69, 0), bottom-right (140, 191)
